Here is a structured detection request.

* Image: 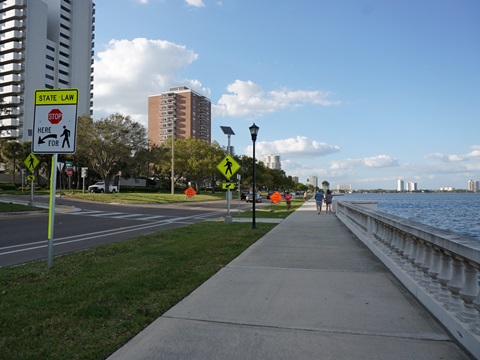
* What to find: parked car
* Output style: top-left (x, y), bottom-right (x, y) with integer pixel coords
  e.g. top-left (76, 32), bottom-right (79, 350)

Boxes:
top-left (241, 191), bottom-right (249, 200)
top-left (245, 192), bottom-right (262, 203)
top-left (88, 181), bottom-right (118, 193)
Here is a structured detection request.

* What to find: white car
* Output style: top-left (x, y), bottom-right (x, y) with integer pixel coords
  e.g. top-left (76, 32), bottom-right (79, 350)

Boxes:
top-left (245, 192), bottom-right (262, 203)
top-left (88, 181), bottom-right (118, 193)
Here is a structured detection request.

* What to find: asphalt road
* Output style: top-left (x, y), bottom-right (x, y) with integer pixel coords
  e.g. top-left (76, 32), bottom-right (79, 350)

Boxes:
top-left (0, 195), bottom-right (261, 268)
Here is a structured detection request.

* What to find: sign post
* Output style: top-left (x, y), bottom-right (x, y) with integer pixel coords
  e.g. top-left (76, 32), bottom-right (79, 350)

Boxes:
top-left (216, 155), bottom-right (240, 222)
top-left (24, 152), bottom-right (39, 205)
top-left (32, 88), bottom-right (78, 268)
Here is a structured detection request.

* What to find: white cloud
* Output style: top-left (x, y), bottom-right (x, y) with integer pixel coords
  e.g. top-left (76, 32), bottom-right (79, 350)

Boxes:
top-left (330, 155), bottom-right (398, 170)
top-left (424, 146), bottom-right (480, 163)
top-left (185, 0), bottom-right (206, 7)
top-left (214, 80), bottom-right (339, 118)
top-left (93, 38), bottom-right (205, 126)
top-left (249, 136), bottom-right (340, 158)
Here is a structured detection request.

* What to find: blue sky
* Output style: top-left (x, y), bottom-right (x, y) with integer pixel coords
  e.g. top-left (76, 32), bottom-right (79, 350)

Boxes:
top-left (92, 0), bottom-right (480, 190)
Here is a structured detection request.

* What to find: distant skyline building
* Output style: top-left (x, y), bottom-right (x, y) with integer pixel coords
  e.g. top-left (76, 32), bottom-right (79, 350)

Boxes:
top-left (0, 0), bottom-right (95, 141)
top-left (263, 154), bottom-right (281, 170)
top-left (292, 176), bottom-right (298, 183)
top-left (406, 181), bottom-right (418, 192)
top-left (397, 179), bottom-right (405, 192)
top-left (148, 86), bottom-right (211, 147)
top-left (336, 184), bottom-right (352, 192)
top-left (309, 176), bottom-right (318, 189)
top-left (468, 180), bottom-right (479, 192)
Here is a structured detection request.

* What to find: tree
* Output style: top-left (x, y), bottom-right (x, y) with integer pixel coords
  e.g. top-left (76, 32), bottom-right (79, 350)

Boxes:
top-left (164, 138), bottom-right (225, 192)
top-left (0, 140), bottom-right (25, 184)
top-left (77, 113), bottom-right (148, 193)
top-left (322, 180), bottom-right (330, 193)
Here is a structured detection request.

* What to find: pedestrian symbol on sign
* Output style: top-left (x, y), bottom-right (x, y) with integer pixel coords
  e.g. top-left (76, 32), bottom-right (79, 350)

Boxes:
top-left (61, 126), bottom-right (71, 148)
top-left (216, 156), bottom-right (240, 180)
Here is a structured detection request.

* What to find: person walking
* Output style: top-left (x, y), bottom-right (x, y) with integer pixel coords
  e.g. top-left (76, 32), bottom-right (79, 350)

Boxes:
top-left (324, 189), bottom-right (333, 214)
top-left (314, 190), bottom-right (324, 214)
top-left (284, 192), bottom-right (292, 211)
top-left (303, 191), bottom-right (308, 202)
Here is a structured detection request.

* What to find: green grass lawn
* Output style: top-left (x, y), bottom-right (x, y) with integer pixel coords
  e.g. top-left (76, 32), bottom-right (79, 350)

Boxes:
top-left (0, 202), bottom-right (43, 213)
top-left (234, 198), bottom-right (304, 218)
top-left (63, 191), bottom-right (227, 204)
top-left (0, 222), bottom-right (276, 359)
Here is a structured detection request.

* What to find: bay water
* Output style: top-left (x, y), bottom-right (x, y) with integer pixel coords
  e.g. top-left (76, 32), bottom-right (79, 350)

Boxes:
top-left (339, 193), bottom-right (480, 240)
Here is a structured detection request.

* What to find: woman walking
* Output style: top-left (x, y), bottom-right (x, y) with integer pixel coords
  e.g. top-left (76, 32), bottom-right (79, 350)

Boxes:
top-left (324, 190), bottom-right (333, 213)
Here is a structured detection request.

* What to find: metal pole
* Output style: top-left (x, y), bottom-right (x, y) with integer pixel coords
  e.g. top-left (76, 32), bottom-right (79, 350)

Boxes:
top-left (252, 139), bottom-right (256, 229)
top-left (171, 134), bottom-right (174, 195)
top-left (226, 134), bottom-right (231, 218)
top-left (47, 154), bottom-right (58, 268)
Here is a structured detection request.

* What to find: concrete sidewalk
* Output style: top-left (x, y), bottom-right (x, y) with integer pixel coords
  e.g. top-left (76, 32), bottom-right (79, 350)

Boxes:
top-left (108, 201), bottom-right (470, 360)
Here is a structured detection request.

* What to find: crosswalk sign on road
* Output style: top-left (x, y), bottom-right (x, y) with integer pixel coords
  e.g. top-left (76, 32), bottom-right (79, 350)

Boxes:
top-left (217, 155), bottom-right (240, 180)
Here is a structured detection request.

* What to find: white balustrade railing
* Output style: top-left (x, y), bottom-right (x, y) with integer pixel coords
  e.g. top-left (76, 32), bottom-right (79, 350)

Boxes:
top-left (335, 200), bottom-right (480, 358)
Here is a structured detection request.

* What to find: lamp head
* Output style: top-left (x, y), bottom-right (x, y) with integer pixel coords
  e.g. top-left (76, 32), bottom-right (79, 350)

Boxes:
top-left (249, 123), bottom-right (259, 141)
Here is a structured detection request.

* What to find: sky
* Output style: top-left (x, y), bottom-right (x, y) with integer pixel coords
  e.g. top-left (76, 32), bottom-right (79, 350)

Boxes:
top-left (92, 0), bottom-right (480, 190)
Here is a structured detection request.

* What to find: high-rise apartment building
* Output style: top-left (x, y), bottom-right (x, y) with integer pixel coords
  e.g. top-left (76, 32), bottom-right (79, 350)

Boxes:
top-left (148, 86), bottom-right (211, 146)
top-left (406, 182), bottom-right (417, 192)
top-left (397, 179), bottom-right (405, 192)
top-left (336, 184), bottom-right (352, 192)
top-left (263, 154), bottom-right (281, 170)
top-left (309, 176), bottom-right (318, 189)
top-left (0, 0), bottom-right (95, 141)
top-left (468, 180), bottom-right (479, 193)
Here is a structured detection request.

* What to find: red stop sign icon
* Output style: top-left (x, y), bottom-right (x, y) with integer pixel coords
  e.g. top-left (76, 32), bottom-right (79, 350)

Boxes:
top-left (48, 109), bottom-right (63, 124)
top-left (66, 168), bottom-right (73, 177)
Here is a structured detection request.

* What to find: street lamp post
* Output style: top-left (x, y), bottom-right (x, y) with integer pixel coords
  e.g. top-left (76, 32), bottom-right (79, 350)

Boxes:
top-left (249, 123), bottom-right (259, 229)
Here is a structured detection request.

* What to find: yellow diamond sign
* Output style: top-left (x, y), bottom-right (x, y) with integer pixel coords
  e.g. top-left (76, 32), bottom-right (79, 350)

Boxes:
top-left (217, 155), bottom-right (240, 180)
top-left (24, 153), bottom-right (39, 172)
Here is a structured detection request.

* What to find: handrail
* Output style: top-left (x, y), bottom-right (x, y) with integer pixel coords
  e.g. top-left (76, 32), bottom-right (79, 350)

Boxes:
top-left (335, 200), bottom-right (480, 359)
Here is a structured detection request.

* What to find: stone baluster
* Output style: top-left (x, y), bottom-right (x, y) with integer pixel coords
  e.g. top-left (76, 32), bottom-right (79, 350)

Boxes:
top-left (395, 231), bottom-right (408, 267)
top-left (406, 237), bottom-right (419, 277)
top-left (411, 239), bottom-right (427, 281)
top-left (456, 261), bottom-right (480, 323)
top-left (427, 246), bottom-right (442, 294)
top-left (383, 225), bottom-right (395, 256)
top-left (419, 242), bottom-right (434, 288)
top-left (434, 250), bottom-right (453, 303)
top-left (444, 255), bottom-right (465, 313)
top-left (372, 219), bottom-right (383, 246)
top-left (402, 234), bottom-right (415, 263)
top-left (471, 288), bottom-right (480, 334)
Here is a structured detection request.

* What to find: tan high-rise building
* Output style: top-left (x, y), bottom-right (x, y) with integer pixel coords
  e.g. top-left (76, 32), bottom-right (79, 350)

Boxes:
top-left (148, 86), bottom-right (211, 146)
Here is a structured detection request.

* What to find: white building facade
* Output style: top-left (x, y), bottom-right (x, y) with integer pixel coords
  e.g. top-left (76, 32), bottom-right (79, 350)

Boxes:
top-left (397, 179), bottom-right (405, 192)
top-left (406, 182), bottom-right (418, 192)
top-left (263, 154), bottom-right (281, 170)
top-left (468, 180), bottom-right (479, 193)
top-left (0, 0), bottom-right (95, 141)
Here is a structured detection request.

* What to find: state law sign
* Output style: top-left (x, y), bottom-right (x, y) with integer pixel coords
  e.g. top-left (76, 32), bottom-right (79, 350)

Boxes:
top-left (32, 89), bottom-right (79, 154)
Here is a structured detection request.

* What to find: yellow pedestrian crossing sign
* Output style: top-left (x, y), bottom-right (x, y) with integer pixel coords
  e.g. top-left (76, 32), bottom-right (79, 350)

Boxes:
top-left (24, 153), bottom-right (39, 172)
top-left (217, 155), bottom-right (240, 180)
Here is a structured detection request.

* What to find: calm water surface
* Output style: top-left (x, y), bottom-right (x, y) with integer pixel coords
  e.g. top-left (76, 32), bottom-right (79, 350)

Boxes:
top-left (339, 193), bottom-right (480, 240)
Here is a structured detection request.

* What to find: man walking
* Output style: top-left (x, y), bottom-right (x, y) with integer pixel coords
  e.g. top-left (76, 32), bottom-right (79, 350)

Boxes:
top-left (314, 190), bottom-right (324, 214)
